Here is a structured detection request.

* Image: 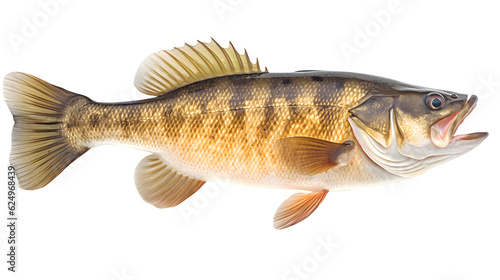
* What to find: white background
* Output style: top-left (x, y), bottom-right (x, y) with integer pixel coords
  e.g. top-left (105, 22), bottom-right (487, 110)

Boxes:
top-left (1, 0), bottom-right (499, 280)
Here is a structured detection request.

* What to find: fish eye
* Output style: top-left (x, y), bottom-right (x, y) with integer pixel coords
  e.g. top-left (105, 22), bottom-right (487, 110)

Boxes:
top-left (425, 93), bottom-right (445, 110)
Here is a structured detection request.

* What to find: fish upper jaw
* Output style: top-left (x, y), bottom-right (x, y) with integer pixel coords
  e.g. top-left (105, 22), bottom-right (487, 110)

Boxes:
top-left (430, 95), bottom-right (488, 148)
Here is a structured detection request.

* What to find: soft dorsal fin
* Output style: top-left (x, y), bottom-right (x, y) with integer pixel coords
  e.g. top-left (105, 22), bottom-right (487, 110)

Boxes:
top-left (134, 38), bottom-right (268, 96)
top-left (274, 190), bottom-right (329, 230)
top-left (134, 154), bottom-right (205, 208)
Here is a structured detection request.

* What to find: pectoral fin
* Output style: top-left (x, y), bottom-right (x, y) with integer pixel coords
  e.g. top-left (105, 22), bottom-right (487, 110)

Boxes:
top-left (275, 137), bottom-right (354, 176)
top-left (274, 190), bottom-right (329, 230)
top-left (134, 154), bottom-right (205, 208)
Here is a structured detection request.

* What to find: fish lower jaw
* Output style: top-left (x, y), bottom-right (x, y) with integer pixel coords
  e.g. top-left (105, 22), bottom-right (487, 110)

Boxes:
top-left (431, 125), bottom-right (488, 148)
top-left (450, 132), bottom-right (489, 142)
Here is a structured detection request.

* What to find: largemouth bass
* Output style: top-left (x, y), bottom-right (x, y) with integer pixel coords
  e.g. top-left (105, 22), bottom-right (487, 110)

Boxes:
top-left (4, 39), bottom-right (488, 229)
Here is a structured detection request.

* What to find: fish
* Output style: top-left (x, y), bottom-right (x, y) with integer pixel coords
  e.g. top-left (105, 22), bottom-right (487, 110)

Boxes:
top-left (4, 39), bottom-right (488, 229)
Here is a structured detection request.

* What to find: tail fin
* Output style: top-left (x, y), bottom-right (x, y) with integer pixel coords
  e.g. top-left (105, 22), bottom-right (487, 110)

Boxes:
top-left (4, 72), bottom-right (89, 190)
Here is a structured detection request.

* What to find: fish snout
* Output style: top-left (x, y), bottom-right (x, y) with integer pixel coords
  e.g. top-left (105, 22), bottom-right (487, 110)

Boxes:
top-left (430, 94), bottom-right (488, 148)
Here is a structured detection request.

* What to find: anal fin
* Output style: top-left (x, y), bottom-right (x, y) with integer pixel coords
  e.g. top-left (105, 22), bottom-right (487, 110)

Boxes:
top-left (274, 190), bottom-right (328, 230)
top-left (135, 154), bottom-right (205, 208)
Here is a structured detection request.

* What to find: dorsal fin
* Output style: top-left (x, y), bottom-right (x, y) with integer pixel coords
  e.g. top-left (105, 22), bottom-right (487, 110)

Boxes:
top-left (134, 38), bottom-right (268, 96)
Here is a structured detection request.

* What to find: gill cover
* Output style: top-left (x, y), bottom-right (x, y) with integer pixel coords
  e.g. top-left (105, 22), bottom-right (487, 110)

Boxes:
top-left (349, 95), bottom-right (395, 148)
top-left (349, 109), bottom-right (460, 178)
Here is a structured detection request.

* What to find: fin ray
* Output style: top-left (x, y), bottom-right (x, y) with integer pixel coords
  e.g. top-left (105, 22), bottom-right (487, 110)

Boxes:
top-left (275, 137), bottom-right (355, 176)
top-left (4, 72), bottom-right (89, 190)
top-left (135, 154), bottom-right (205, 208)
top-left (134, 39), bottom-right (267, 96)
top-left (274, 190), bottom-right (329, 230)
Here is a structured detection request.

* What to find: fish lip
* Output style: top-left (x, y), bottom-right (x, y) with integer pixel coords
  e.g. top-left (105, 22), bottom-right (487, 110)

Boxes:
top-left (430, 95), bottom-right (488, 148)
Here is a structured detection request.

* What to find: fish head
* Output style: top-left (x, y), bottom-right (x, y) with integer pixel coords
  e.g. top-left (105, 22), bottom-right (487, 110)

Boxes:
top-left (348, 85), bottom-right (488, 177)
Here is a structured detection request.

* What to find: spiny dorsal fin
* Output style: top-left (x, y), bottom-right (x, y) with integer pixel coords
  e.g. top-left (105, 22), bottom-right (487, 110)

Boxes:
top-left (274, 190), bottom-right (329, 230)
top-left (134, 38), bottom-right (268, 96)
top-left (134, 154), bottom-right (205, 208)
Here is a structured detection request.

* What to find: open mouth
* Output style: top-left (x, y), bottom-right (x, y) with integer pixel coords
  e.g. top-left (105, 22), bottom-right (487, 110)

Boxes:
top-left (431, 95), bottom-right (488, 148)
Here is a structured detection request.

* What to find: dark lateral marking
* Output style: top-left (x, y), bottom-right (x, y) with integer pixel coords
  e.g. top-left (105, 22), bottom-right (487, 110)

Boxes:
top-left (335, 81), bottom-right (344, 92)
top-left (186, 79), bottom-right (208, 93)
top-left (311, 76), bottom-right (323, 82)
top-left (208, 113), bottom-right (224, 140)
top-left (228, 77), bottom-right (251, 109)
top-left (120, 119), bottom-right (129, 126)
top-left (89, 113), bottom-right (100, 128)
top-left (229, 109), bottom-right (246, 137)
top-left (120, 118), bottom-right (132, 138)
top-left (282, 78), bottom-right (291, 85)
top-left (257, 107), bottom-right (275, 141)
